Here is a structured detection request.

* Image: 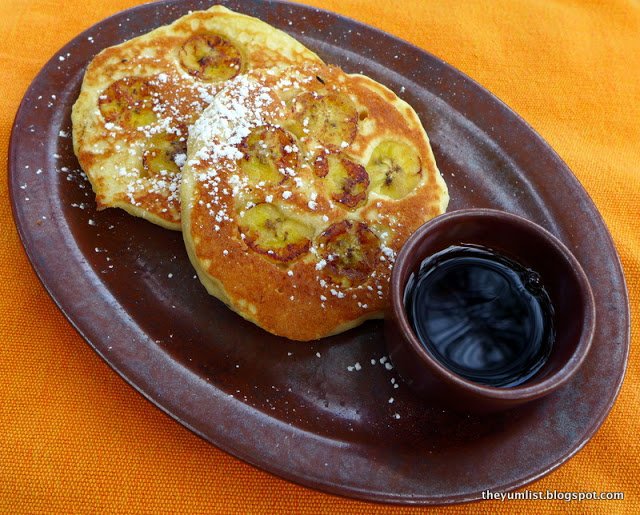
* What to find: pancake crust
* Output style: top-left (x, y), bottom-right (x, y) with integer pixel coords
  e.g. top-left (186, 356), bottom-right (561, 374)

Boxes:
top-left (72, 5), bottom-right (321, 230)
top-left (182, 64), bottom-right (449, 341)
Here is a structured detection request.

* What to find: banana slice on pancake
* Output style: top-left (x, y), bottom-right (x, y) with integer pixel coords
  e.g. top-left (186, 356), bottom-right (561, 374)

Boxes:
top-left (72, 5), bottom-right (321, 230)
top-left (181, 64), bottom-right (449, 341)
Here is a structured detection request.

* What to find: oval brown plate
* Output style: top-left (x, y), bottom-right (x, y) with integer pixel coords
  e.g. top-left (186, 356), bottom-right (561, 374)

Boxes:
top-left (8, 0), bottom-right (629, 505)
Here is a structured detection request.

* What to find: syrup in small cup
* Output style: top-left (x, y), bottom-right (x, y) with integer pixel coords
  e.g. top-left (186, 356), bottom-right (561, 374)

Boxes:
top-left (385, 209), bottom-right (595, 413)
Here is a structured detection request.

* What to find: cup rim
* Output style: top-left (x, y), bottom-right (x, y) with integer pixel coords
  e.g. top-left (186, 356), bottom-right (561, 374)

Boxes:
top-left (390, 208), bottom-right (596, 402)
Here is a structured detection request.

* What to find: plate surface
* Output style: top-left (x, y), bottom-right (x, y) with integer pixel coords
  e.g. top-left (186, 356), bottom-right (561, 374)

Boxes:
top-left (8, 0), bottom-right (629, 505)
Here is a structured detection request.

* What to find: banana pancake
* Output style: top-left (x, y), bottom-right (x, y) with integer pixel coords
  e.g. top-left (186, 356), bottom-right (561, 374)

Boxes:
top-left (72, 5), bottom-right (321, 230)
top-left (182, 63), bottom-right (449, 341)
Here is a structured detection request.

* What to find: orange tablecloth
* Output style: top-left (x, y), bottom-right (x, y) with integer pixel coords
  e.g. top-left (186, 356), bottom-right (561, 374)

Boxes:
top-left (1, 0), bottom-right (638, 512)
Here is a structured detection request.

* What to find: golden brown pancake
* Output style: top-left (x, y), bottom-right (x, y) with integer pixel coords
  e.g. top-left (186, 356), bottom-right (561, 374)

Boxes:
top-left (181, 64), bottom-right (449, 340)
top-left (72, 5), bottom-right (322, 230)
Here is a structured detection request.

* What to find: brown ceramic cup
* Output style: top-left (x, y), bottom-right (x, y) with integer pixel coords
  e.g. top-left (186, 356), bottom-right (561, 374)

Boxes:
top-left (385, 209), bottom-right (596, 413)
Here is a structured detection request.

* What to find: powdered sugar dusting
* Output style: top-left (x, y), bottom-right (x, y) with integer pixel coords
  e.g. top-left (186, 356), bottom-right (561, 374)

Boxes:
top-left (189, 75), bottom-right (278, 168)
top-left (186, 74), bottom-right (283, 228)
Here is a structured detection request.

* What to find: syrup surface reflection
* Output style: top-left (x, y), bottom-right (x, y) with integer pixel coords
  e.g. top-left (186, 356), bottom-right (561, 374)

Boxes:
top-left (405, 245), bottom-right (555, 387)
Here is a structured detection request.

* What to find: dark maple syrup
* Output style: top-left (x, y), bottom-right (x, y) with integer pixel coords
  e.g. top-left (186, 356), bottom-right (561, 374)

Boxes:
top-left (405, 245), bottom-right (554, 387)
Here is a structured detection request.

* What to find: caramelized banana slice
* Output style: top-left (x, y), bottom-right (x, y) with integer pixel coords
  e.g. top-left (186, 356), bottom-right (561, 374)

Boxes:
top-left (142, 134), bottom-right (187, 177)
top-left (318, 220), bottom-right (380, 287)
top-left (240, 203), bottom-right (313, 262)
top-left (99, 77), bottom-right (158, 129)
top-left (279, 118), bottom-right (305, 140)
top-left (179, 34), bottom-right (242, 82)
top-left (367, 141), bottom-right (422, 199)
top-left (238, 126), bottom-right (298, 186)
top-left (293, 92), bottom-right (358, 147)
top-left (315, 153), bottom-right (369, 209)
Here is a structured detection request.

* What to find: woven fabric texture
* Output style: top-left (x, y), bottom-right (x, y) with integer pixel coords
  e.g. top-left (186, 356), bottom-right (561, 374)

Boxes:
top-left (1, 0), bottom-right (638, 513)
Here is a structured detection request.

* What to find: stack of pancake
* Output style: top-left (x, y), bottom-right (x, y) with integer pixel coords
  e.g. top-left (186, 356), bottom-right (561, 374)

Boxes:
top-left (72, 5), bottom-right (449, 341)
